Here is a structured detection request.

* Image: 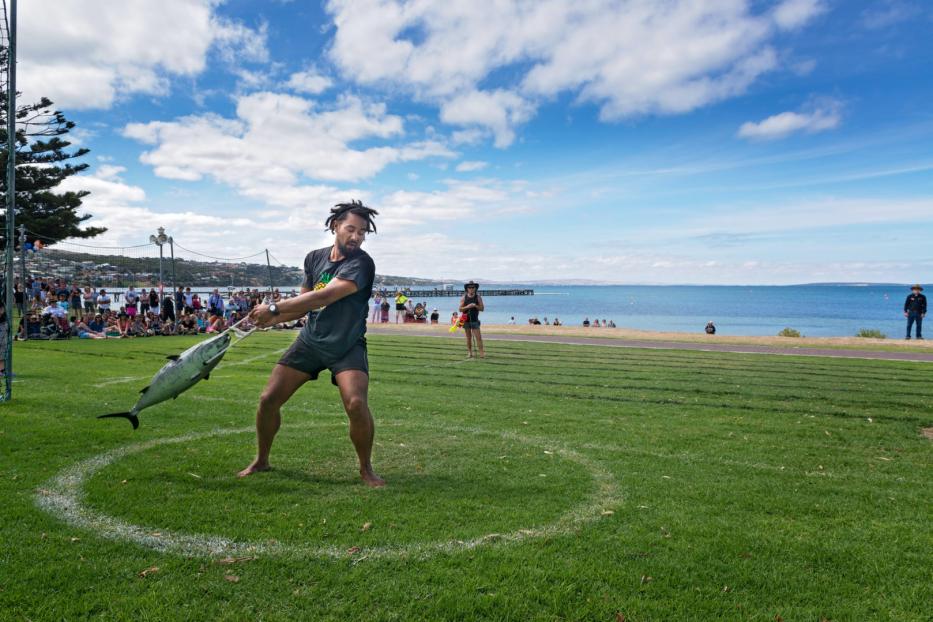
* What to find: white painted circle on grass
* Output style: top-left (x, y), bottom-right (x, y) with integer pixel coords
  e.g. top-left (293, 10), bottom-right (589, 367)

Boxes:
top-left (35, 421), bottom-right (621, 560)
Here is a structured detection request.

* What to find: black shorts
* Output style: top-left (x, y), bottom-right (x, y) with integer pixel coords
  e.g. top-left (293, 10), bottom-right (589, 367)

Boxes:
top-left (278, 338), bottom-right (369, 386)
top-left (465, 320), bottom-right (481, 329)
top-left (395, 303), bottom-right (405, 310)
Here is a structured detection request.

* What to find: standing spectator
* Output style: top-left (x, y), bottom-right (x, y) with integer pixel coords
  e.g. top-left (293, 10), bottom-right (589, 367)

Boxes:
top-left (70, 285), bottom-right (83, 320)
top-left (82, 286), bottom-right (97, 316)
top-left (13, 280), bottom-right (24, 314)
top-left (97, 289), bottom-right (111, 313)
top-left (904, 284), bottom-right (927, 340)
top-left (430, 308), bottom-right (439, 324)
top-left (394, 290), bottom-right (408, 323)
top-left (192, 293), bottom-right (203, 313)
top-left (459, 281), bottom-right (485, 358)
top-left (175, 286), bottom-right (186, 315)
top-left (183, 287), bottom-right (194, 313)
top-left (209, 288), bottom-right (225, 316)
top-left (370, 293), bottom-right (382, 323)
top-left (380, 298), bottom-right (390, 323)
top-left (148, 287), bottom-right (160, 316)
top-left (140, 288), bottom-right (150, 315)
top-left (161, 293), bottom-right (175, 324)
top-left (125, 286), bottom-right (139, 318)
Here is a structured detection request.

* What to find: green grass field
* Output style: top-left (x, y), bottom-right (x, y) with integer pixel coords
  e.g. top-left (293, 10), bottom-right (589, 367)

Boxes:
top-left (1, 332), bottom-right (931, 621)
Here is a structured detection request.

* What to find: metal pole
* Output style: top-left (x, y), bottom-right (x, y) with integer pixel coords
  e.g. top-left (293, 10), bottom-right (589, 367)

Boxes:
top-left (265, 249), bottom-right (274, 300)
top-left (158, 243), bottom-right (163, 292)
top-left (17, 224), bottom-right (24, 340)
top-left (169, 237), bottom-right (176, 292)
top-left (4, 0), bottom-right (18, 393)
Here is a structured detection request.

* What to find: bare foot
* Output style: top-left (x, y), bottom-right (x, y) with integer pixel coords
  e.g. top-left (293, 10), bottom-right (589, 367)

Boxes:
top-left (237, 460), bottom-right (271, 478)
top-left (360, 468), bottom-right (386, 488)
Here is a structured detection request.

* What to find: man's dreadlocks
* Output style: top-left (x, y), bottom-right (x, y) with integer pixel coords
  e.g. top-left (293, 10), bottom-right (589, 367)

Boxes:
top-left (325, 199), bottom-right (379, 234)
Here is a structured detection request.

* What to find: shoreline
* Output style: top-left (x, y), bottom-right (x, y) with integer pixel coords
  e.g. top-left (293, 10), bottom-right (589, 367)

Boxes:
top-left (367, 322), bottom-right (933, 354)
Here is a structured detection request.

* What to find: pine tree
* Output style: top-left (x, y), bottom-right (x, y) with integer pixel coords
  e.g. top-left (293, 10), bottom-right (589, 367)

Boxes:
top-left (1, 46), bottom-right (104, 246)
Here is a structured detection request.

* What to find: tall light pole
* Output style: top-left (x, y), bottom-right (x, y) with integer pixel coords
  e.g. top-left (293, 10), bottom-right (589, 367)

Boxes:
top-left (149, 227), bottom-right (169, 294)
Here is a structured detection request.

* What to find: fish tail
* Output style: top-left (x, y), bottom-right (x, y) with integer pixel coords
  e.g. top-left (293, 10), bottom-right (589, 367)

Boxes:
top-left (97, 412), bottom-right (140, 430)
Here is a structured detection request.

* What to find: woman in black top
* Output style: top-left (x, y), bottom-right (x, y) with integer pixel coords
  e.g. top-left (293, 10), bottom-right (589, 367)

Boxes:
top-left (459, 281), bottom-right (485, 358)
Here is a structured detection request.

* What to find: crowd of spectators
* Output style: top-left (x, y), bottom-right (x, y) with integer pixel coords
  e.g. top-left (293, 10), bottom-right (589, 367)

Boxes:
top-left (14, 276), bottom-right (301, 340)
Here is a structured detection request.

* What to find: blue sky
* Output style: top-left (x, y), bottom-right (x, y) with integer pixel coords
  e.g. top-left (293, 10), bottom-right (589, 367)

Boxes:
top-left (19, 0), bottom-right (933, 284)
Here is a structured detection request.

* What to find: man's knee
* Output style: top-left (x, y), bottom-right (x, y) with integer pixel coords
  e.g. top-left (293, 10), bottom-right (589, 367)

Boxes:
top-left (259, 387), bottom-right (287, 412)
top-left (343, 395), bottom-right (368, 418)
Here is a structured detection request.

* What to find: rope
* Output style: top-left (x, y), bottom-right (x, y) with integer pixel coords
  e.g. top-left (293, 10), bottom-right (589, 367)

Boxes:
top-left (25, 230), bottom-right (151, 250)
top-left (171, 241), bottom-right (266, 262)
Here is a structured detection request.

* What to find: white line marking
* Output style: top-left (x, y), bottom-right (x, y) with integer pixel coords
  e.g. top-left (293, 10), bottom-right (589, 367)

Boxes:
top-left (35, 422), bottom-right (621, 561)
top-left (93, 375), bottom-right (149, 388)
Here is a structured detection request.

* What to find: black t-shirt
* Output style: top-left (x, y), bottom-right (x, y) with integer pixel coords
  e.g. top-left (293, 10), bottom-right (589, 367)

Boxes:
top-left (298, 246), bottom-right (375, 362)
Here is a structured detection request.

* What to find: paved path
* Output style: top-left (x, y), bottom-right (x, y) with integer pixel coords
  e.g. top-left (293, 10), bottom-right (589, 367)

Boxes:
top-left (368, 328), bottom-right (933, 363)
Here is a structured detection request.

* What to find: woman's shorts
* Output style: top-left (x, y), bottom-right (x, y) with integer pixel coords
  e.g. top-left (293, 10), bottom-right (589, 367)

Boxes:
top-left (395, 303), bottom-right (405, 310)
top-left (465, 321), bottom-right (481, 329)
top-left (83, 302), bottom-right (96, 312)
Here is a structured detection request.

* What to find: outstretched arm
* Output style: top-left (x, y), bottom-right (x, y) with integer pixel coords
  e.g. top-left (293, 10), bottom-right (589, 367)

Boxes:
top-left (250, 280), bottom-right (358, 327)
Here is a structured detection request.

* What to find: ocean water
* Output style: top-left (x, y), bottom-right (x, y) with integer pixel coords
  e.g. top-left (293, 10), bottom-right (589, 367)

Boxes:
top-left (407, 285), bottom-right (921, 338)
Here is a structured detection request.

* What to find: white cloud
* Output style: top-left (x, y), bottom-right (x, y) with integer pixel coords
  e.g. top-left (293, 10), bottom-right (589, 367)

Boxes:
top-left (738, 100), bottom-right (842, 140)
top-left (124, 92), bottom-right (454, 187)
top-left (455, 161), bottom-right (488, 173)
top-left (327, 0), bottom-right (823, 144)
top-left (772, 0), bottom-right (826, 30)
top-left (861, 1), bottom-right (922, 30)
top-left (285, 67), bottom-right (334, 95)
top-left (19, 0), bottom-right (268, 109)
top-left (441, 90), bottom-right (534, 147)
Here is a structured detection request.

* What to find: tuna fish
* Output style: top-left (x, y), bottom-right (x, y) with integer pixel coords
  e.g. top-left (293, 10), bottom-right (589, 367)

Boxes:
top-left (98, 331), bottom-right (233, 429)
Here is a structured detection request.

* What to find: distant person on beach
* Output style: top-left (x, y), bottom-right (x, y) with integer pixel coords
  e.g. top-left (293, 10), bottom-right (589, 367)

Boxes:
top-left (459, 280), bottom-right (485, 358)
top-left (394, 291), bottom-right (408, 323)
top-left (553, 317), bottom-right (561, 326)
top-left (583, 317), bottom-right (590, 327)
top-left (705, 321), bottom-right (716, 335)
top-left (371, 293), bottom-right (382, 323)
top-left (508, 316), bottom-right (516, 325)
top-left (904, 284), bottom-right (926, 340)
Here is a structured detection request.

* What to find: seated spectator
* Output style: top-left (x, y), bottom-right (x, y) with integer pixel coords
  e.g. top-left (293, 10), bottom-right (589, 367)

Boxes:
top-left (73, 319), bottom-right (107, 339)
top-left (42, 300), bottom-right (66, 319)
top-left (117, 312), bottom-right (132, 338)
top-left (582, 317), bottom-right (590, 327)
top-left (129, 315), bottom-right (147, 337)
top-left (553, 317), bottom-right (561, 326)
top-left (705, 321), bottom-right (716, 335)
top-left (206, 314), bottom-right (225, 333)
top-left (608, 320), bottom-right (616, 328)
top-left (87, 313), bottom-right (106, 333)
top-left (179, 314), bottom-right (198, 335)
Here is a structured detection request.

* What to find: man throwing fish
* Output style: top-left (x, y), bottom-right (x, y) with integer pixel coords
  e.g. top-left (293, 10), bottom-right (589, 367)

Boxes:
top-left (240, 200), bottom-right (384, 487)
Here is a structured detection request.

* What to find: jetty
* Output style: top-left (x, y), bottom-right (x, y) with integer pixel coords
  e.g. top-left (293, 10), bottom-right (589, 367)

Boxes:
top-left (380, 288), bottom-right (534, 297)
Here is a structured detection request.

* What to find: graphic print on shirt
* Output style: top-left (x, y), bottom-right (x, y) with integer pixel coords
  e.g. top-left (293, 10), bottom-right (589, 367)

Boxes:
top-left (313, 271), bottom-right (333, 310)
